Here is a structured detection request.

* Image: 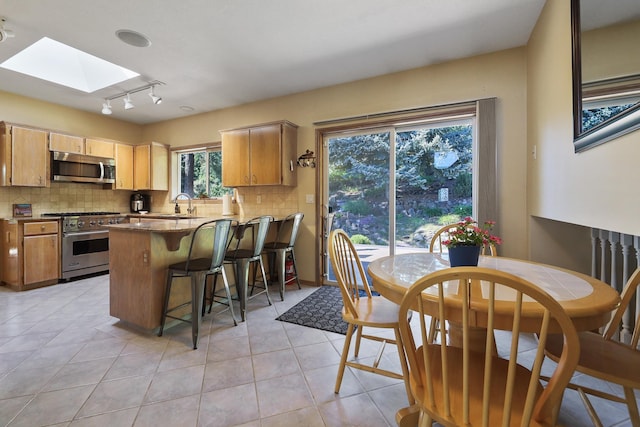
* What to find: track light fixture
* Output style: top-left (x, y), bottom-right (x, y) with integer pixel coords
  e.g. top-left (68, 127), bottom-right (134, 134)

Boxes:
top-left (100, 80), bottom-right (164, 114)
top-left (101, 100), bottom-right (112, 115)
top-left (149, 86), bottom-right (162, 104)
top-left (123, 93), bottom-right (134, 110)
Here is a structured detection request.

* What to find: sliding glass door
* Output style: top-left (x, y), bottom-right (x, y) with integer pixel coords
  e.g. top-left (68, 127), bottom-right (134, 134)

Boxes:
top-left (322, 118), bottom-right (475, 284)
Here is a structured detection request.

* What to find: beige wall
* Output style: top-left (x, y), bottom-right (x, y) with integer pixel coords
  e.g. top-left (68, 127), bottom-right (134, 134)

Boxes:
top-left (527, 0), bottom-right (640, 273)
top-left (0, 40), bottom-right (531, 284)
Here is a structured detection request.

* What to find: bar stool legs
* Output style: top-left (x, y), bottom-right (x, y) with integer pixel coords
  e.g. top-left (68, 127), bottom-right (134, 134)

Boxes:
top-left (205, 269), bottom-right (238, 326)
top-left (158, 270), bottom-right (207, 349)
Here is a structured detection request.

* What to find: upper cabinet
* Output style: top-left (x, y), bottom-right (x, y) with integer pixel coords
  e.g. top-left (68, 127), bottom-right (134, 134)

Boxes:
top-left (85, 138), bottom-right (115, 158)
top-left (49, 132), bottom-right (84, 154)
top-left (134, 142), bottom-right (169, 191)
top-left (0, 122), bottom-right (49, 187)
top-left (50, 134), bottom-right (115, 159)
top-left (114, 143), bottom-right (134, 190)
top-left (221, 120), bottom-right (297, 187)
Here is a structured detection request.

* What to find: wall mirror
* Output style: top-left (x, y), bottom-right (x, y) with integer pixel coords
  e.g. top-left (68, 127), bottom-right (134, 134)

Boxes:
top-left (572, 0), bottom-right (640, 152)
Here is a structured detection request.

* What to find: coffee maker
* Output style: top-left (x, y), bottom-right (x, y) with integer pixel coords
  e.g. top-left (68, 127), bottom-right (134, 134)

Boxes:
top-left (130, 193), bottom-right (151, 213)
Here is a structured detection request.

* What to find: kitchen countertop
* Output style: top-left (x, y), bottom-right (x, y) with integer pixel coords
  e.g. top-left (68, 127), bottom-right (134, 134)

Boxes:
top-left (105, 214), bottom-right (283, 250)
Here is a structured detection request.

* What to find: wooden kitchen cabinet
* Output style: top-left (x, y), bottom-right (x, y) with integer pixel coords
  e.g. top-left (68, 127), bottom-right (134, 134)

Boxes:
top-left (49, 132), bottom-right (84, 154)
top-left (0, 122), bottom-right (49, 187)
top-left (134, 142), bottom-right (169, 191)
top-left (50, 134), bottom-right (115, 159)
top-left (1, 219), bottom-right (60, 291)
top-left (221, 120), bottom-right (297, 187)
top-left (85, 138), bottom-right (115, 158)
top-left (114, 143), bottom-right (134, 190)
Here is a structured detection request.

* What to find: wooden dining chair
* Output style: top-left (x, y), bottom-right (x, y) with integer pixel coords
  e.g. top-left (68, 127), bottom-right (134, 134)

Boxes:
top-left (398, 267), bottom-right (580, 427)
top-left (544, 267), bottom-right (640, 427)
top-left (328, 229), bottom-right (414, 405)
top-left (427, 222), bottom-right (499, 344)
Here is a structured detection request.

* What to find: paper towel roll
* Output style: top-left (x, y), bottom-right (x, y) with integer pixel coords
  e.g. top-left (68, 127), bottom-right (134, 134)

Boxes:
top-left (222, 194), bottom-right (233, 215)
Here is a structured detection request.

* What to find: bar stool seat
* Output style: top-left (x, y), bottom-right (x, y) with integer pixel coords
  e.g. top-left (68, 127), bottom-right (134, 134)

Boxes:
top-left (158, 219), bottom-right (236, 349)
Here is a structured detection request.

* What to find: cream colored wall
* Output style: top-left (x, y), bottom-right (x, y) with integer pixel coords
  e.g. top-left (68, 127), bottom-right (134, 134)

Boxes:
top-left (527, 0), bottom-right (640, 273)
top-left (0, 90), bottom-right (142, 143)
top-left (144, 49), bottom-right (530, 282)
top-left (581, 19), bottom-right (640, 83)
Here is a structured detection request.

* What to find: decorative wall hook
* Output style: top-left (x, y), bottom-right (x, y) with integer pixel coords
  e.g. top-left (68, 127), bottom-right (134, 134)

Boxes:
top-left (297, 149), bottom-right (316, 168)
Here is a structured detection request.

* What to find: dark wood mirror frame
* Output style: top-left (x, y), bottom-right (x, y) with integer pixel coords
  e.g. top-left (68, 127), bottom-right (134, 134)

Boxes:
top-left (572, 0), bottom-right (640, 152)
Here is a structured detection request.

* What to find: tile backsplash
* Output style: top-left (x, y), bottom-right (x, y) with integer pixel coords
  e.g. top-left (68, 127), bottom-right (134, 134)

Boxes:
top-left (0, 183), bottom-right (300, 218)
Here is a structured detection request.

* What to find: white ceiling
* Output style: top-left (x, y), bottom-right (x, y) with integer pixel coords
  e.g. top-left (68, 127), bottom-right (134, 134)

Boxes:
top-left (0, 0), bottom-right (547, 125)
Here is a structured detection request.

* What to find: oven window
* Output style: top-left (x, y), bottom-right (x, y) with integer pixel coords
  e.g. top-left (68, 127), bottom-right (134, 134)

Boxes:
top-left (73, 238), bottom-right (109, 255)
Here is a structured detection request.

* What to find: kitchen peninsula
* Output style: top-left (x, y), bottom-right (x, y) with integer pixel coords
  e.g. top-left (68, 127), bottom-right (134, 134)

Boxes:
top-left (106, 216), bottom-right (270, 331)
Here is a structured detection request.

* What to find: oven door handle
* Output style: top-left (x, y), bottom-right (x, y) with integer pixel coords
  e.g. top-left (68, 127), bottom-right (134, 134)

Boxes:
top-left (99, 161), bottom-right (104, 180)
top-left (63, 230), bottom-right (109, 238)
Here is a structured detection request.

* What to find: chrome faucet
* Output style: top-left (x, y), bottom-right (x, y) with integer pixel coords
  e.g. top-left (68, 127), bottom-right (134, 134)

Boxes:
top-left (173, 193), bottom-right (195, 216)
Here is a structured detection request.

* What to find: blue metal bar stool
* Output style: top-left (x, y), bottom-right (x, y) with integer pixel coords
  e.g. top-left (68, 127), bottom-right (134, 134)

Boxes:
top-left (262, 212), bottom-right (304, 300)
top-left (224, 215), bottom-right (273, 321)
top-left (158, 219), bottom-right (236, 349)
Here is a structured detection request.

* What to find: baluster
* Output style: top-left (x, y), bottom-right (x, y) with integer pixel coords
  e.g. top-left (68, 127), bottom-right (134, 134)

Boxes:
top-left (620, 234), bottom-right (634, 342)
top-left (591, 228), bottom-right (599, 278)
top-left (599, 229), bottom-right (609, 283)
top-left (608, 232), bottom-right (620, 293)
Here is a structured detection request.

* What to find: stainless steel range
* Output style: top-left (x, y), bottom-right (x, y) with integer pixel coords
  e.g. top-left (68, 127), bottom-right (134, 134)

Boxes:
top-left (42, 212), bottom-right (128, 280)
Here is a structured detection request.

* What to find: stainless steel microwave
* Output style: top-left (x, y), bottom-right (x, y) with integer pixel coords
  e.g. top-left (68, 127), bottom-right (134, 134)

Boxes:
top-left (51, 151), bottom-right (116, 184)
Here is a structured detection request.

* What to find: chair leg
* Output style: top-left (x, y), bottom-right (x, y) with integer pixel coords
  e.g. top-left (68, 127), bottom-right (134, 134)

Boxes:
top-left (427, 317), bottom-right (438, 344)
top-left (394, 325), bottom-right (415, 406)
top-left (158, 270), bottom-right (174, 337)
top-left (220, 269), bottom-right (238, 326)
top-left (258, 258), bottom-right (272, 306)
top-left (335, 323), bottom-right (356, 394)
top-left (354, 325), bottom-right (364, 357)
top-left (290, 250), bottom-right (302, 289)
top-left (276, 250), bottom-right (286, 301)
top-left (236, 259), bottom-right (249, 322)
top-left (191, 272), bottom-right (206, 350)
top-left (207, 272), bottom-right (219, 314)
top-left (624, 386), bottom-right (640, 427)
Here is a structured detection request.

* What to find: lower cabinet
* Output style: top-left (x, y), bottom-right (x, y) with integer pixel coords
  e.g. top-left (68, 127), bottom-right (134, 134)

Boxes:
top-left (1, 220), bottom-right (61, 291)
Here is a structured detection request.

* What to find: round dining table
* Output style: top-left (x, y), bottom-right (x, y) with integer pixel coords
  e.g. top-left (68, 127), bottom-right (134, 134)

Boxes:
top-left (367, 252), bottom-right (621, 427)
top-left (368, 252), bottom-right (620, 333)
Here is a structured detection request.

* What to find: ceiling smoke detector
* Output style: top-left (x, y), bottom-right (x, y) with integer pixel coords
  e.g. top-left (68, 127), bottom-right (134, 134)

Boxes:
top-left (0, 17), bottom-right (15, 43)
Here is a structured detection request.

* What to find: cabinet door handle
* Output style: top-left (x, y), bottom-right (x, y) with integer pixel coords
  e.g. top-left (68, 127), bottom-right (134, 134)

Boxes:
top-left (252, 174), bottom-right (257, 184)
top-left (5, 231), bottom-right (10, 243)
top-left (41, 225), bottom-right (46, 231)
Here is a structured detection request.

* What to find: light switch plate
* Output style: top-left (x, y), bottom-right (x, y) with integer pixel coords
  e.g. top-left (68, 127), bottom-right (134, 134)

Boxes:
top-left (306, 194), bottom-right (314, 204)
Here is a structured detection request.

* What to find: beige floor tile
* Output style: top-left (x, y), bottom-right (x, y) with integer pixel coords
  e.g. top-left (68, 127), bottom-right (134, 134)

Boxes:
top-left (251, 348), bottom-right (300, 381)
top-left (77, 375), bottom-right (153, 418)
top-left (260, 406), bottom-right (326, 427)
top-left (135, 395), bottom-right (199, 427)
top-left (319, 393), bottom-right (390, 427)
top-left (293, 341), bottom-right (342, 371)
top-left (8, 384), bottom-right (95, 427)
top-left (143, 364), bottom-right (205, 404)
top-left (198, 383), bottom-right (259, 427)
top-left (304, 364), bottom-right (365, 403)
top-left (0, 395), bottom-right (32, 427)
top-left (203, 356), bottom-right (254, 392)
top-left (68, 407), bottom-right (138, 427)
top-left (255, 372), bottom-right (314, 418)
top-left (42, 357), bottom-right (116, 392)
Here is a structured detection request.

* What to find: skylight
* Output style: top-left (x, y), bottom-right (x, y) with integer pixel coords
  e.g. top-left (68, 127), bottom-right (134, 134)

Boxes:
top-left (0, 37), bottom-right (139, 93)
